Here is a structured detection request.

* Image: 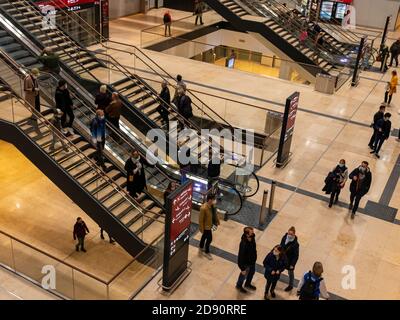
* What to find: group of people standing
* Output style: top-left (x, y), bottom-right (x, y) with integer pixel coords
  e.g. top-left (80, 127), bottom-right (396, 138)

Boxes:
top-left (234, 226), bottom-right (328, 300)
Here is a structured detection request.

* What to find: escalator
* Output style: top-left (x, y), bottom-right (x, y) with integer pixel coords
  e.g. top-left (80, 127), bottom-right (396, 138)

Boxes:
top-left (205, 0), bottom-right (355, 81)
top-left (0, 55), bottom-right (165, 258)
top-left (0, 7), bottom-right (246, 216)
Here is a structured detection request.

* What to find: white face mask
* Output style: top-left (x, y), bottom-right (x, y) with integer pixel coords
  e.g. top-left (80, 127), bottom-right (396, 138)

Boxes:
top-left (99, 116), bottom-right (105, 120)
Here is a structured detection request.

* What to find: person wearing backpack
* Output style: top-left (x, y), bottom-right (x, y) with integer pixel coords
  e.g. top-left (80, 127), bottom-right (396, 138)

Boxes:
top-left (389, 39), bottom-right (400, 67)
top-left (263, 245), bottom-right (286, 300)
top-left (297, 262), bottom-right (329, 300)
top-left (280, 227), bottom-right (299, 292)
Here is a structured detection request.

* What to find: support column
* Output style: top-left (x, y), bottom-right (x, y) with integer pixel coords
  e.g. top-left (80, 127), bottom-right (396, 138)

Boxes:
top-left (279, 61), bottom-right (293, 81)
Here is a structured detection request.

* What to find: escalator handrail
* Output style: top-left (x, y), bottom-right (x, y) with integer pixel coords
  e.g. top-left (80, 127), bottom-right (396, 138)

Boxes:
top-left (0, 47), bottom-right (166, 221)
top-left (43, 0), bottom-right (238, 133)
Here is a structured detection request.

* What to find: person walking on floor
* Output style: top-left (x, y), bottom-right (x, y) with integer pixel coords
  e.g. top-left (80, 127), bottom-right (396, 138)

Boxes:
top-left (157, 80), bottom-right (171, 128)
top-left (384, 70), bottom-right (398, 106)
top-left (163, 11), bottom-right (172, 37)
top-left (24, 68), bottom-right (41, 120)
top-left (100, 228), bottom-right (115, 244)
top-left (49, 109), bottom-right (69, 153)
top-left (105, 92), bottom-right (122, 138)
top-left (263, 245), bottom-right (286, 300)
top-left (389, 39), bottom-right (400, 67)
top-left (199, 194), bottom-right (220, 260)
top-left (297, 262), bottom-right (329, 300)
top-left (368, 105), bottom-right (386, 149)
top-left (236, 226), bottom-right (257, 293)
top-left (73, 217), bottom-right (89, 252)
top-left (90, 109), bottom-right (107, 171)
top-left (280, 226), bottom-right (299, 292)
top-left (323, 159), bottom-right (349, 208)
top-left (194, 0), bottom-right (204, 26)
top-left (124, 149), bottom-right (148, 199)
top-left (348, 161), bottom-right (372, 219)
top-left (370, 112), bottom-right (392, 158)
top-left (95, 85), bottom-right (111, 111)
top-left (55, 79), bottom-right (74, 135)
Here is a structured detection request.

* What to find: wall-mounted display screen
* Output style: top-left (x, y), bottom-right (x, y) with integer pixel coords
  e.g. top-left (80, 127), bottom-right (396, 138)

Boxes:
top-left (320, 1), bottom-right (334, 20)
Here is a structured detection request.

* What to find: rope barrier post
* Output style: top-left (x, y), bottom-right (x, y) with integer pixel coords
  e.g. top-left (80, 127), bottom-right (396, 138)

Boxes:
top-left (268, 180), bottom-right (277, 216)
top-left (259, 190), bottom-right (268, 226)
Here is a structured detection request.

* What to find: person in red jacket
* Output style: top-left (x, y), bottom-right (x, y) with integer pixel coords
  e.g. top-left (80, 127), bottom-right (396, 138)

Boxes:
top-left (73, 217), bottom-right (89, 252)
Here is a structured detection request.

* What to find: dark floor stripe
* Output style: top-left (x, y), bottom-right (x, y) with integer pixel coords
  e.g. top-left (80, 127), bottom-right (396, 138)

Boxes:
top-left (189, 237), bottom-right (345, 300)
top-left (379, 153), bottom-right (400, 205)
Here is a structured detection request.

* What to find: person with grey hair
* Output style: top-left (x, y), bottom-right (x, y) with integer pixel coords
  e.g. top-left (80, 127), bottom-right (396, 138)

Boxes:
top-left (157, 81), bottom-right (171, 128)
top-left (95, 84), bottom-right (111, 110)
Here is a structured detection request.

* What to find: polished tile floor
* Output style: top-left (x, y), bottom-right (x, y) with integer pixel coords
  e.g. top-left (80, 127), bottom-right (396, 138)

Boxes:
top-left (0, 8), bottom-right (400, 300)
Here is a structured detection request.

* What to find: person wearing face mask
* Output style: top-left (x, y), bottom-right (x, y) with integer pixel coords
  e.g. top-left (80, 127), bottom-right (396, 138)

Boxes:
top-left (326, 159), bottom-right (349, 208)
top-left (55, 79), bottom-right (74, 135)
top-left (199, 194), bottom-right (220, 260)
top-left (263, 245), bottom-right (286, 300)
top-left (348, 161), bottom-right (372, 219)
top-left (124, 149), bottom-right (148, 199)
top-left (236, 226), bottom-right (257, 293)
top-left (280, 226), bottom-right (299, 292)
top-left (164, 181), bottom-right (177, 205)
top-left (368, 105), bottom-right (386, 149)
top-left (370, 113), bottom-right (392, 158)
top-left (90, 109), bottom-right (107, 171)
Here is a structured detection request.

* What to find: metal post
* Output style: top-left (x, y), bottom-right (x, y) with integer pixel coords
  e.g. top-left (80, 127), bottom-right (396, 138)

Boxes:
top-left (380, 16), bottom-right (391, 50)
top-left (351, 37), bottom-right (365, 87)
top-left (259, 190), bottom-right (268, 225)
top-left (268, 181), bottom-right (276, 215)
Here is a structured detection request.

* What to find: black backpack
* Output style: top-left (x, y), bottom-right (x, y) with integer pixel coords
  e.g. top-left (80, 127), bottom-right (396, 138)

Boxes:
top-left (299, 272), bottom-right (321, 300)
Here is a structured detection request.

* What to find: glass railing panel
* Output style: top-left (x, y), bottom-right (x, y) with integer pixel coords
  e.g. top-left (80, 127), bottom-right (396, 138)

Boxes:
top-left (0, 233), bottom-right (13, 269)
top-left (72, 269), bottom-right (108, 300)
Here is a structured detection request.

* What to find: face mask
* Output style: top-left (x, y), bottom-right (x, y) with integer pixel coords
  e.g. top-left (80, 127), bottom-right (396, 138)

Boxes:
top-left (359, 166), bottom-right (366, 173)
top-left (273, 250), bottom-right (279, 256)
top-left (339, 163), bottom-right (344, 167)
top-left (212, 200), bottom-right (217, 205)
top-left (287, 235), bottom-right (295, 242)
top-left (99, 116), bottom-right (105, 120)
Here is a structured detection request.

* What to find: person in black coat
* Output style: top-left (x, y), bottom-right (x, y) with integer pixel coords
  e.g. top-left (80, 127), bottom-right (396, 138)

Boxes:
top-left (280, 226), bottom-right (299, 292)
top-left (370, 113), bottom-right (392, 158)
top-left (55, 79), bottom-right (74, 135)
top-left (263, 245), bottom-right (286, 300)
top-left (389, 39), bottom-right (400, 67)
top-left (349, 161), bottom-right (372, 219)
top-left (124, 149), bottom-right (148, 199)
top-left (235, 227), bottom-right (257, 293)
top-left (73, 217), bottom-right (89, 252)
top-left (157, 81), bottom-right (171, 127)
top-left (95, 85), bottom-right (111, 110)
top-left (176, 88), bottom-right (193, 124)
top-left (368, 105), bottom-right (385, 149)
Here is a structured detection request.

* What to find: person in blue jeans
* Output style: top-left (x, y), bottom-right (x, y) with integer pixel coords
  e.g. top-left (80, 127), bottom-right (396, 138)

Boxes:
top-left (90, 109), bottom-right (107, 171)
top-left (235, 227), bottom-right (257, 293)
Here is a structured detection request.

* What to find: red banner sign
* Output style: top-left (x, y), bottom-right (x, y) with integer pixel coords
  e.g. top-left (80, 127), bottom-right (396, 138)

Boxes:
top-left (36, 0), bottom-right (96, 9)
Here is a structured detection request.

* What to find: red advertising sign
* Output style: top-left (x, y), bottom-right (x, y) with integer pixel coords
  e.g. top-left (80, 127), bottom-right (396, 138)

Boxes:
top-left (169, 183), bottom-right (192, 255)
top-left (35, 0), bottom-right (96, 9)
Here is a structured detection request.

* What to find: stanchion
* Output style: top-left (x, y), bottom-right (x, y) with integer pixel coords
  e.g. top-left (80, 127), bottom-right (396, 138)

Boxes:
top-left (268, 181), bottom-right (276, 215)
top-left (259, 190), bottom-right (268, 226)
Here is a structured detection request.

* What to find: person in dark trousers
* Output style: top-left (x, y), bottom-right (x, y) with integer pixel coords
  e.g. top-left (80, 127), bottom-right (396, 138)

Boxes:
top-left (236, 227), bottom-right (257, 293)
top-left (207, 150), bottom-right (221, 191)
top-left (280, 226), bottom-right (299, 292)
top-left (368, 105), bottom-right (386, 149)
top-left (55, 79), bottom-right (74, 135)
top-left (163, 181), bottom-right (177, 205)
top-left (194, 0), bottom-right (204, 25)
top-left (199, 194), bottom-right (220, 260)
top-left (389, 39), bottom-right (400, 67)
top-left (124, 149), bottom-right (147, 199)
top-left (176, 88), bottom-right (193, 123)
top-left (95, 85), bottom-right (111, 110)
top-left (73, 217), bottom-right (89, 252)
top-left (385, 70), bottom-right (398, 106)
top-left (323, 159), bottom-right (349, 207)
top-left (90, 109), bottom-right (107, 171)
top-left (105, 92), bottom-right (122, 138)
top-left (100, 228), bottom-right (115, 244)
top-left (263, 245), bottom-right (286, 300)
top-left (163, 11), bottom-right (172, 36)
top-left (348, 161), bottom-right (372, 219)
top-left (49, 109), bottom-right (69, 153)
top-left (297, 262), bottom-right (329, 300)
top-left (370, 112), bottom-right (392, 158)
top-left (39, 47), bottom-right (60, 74)
top-left (157, 81), bottom-right (171, 128)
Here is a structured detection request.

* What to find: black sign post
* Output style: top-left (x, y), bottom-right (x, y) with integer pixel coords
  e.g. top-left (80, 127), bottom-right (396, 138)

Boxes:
top-left (162, 181), bottom-right (193, 291)
top-left (276, 92), bottom-right (299, 168)
top-left (351, 36), bottom-right (365, 87)
top-left (380, 16), bottom-right (391, 50)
